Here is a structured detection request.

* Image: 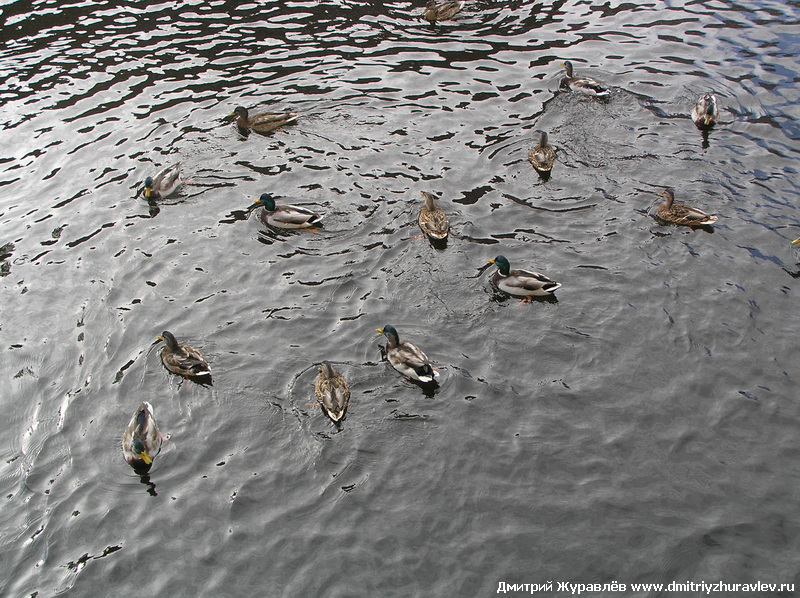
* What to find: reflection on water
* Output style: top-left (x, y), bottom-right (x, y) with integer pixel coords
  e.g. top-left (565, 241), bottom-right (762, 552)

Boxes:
top-left (2, 0), bottom-right (800, 595)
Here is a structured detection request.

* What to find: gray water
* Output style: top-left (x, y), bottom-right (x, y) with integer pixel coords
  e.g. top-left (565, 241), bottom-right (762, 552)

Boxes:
top-left (2, 0), bottom-right (800, 596)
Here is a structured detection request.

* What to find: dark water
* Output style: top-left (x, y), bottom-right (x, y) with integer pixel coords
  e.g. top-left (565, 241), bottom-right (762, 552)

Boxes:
top-left (2, 0), bottom-right (800, 596)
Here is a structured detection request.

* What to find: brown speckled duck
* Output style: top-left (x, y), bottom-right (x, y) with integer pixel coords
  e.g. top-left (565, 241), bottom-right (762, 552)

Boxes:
top-left (418, 191), bottom-right (450, 242)
top-left (656, 189), bottom-right (717, 227)
top-left (560, 61), bottom-right (610, 98)
top-left (315, 361), bottom-right (350, 422)
top-left (423, 0), bottom-right (463, 21)
top-left (528, 131), bottom-right (556, 174)
top-left (157, 330), bottom-right (211, 379)
top-left (230, 106), bottom-right (298, 133)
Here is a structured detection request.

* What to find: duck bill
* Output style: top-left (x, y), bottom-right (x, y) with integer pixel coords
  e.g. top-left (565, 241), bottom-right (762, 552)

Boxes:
top-left (704, 115), bottom-right (713, 126)
top-left (140, 451), bottom-right (152, 465)
top-left (792, 237), bottom-right (800, 245)
top-left (144, 188), bottom-right (152, 198)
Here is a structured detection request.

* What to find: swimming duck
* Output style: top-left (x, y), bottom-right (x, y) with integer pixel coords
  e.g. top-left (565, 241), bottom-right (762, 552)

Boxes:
top-left (253, 193), bottom-right (322, 229)
top-left (488, 255), bottom-right (561, 298)
top-left (423, 0), bottom-right (463, 21)
top-left (377, 325), bottom-right (439, 384)
top-left (157, 330), bottom-right (211, 378)
top-left (122, 401), bottom-right (162, 471)
top-left (230, 106), bottom-right (298, 133)
top-left (315, 361), bottom-right (350, 422)
top-left (144, 163), bottom-right (182, 199)
top-left (418, 191), bottom-right (450, 242)
top-left (528, 131), bottom-right (556, 174)
top-left (656, 189), bottom-right (717, 227)
top-left (692, 93), bottom-right (718, 129)
top-left (560, 61), bottom-right (610, 98)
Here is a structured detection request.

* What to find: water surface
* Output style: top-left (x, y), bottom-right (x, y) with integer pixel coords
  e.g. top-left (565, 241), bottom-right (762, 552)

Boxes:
top-left (2, 0), bottom-right (800, 596)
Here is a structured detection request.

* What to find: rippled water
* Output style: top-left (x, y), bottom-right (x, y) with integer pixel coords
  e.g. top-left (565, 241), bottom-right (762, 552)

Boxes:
top-left (2, 0), bottom-right (800, 595)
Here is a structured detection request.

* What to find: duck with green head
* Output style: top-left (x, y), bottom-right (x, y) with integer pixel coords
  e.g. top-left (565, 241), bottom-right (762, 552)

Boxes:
top-left (315, 361), bottom-right (350, 422)
top-left (692, 94), bottom-right (718, 130)
top-left (253, 193), bottom-right (322, 229)
top-left (377, 325), bottom-right (438, 384)
top-left (143, 163), bottom-right (182, 199)
top-left (488, 255), bottom-right (561, 298)
top-left (157, 330), bottom-right (211, 379)
top-left (123, 401), bottom-right (162, 471)
top-left (230, 106), bottom-right (298, 133)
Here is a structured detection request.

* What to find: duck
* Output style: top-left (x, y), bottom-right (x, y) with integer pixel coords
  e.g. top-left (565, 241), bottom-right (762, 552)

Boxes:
top-left (377, 325), bottom-right (439, 384)
top-left (560, 61), bottom-right (610, 98)
top-left (423, 0), bottom-right (463, 21)
top-left (528, 131), bottom-right (556, 174)
top-left (315, 361), bottom-right (350, 422)
top-left (122, 401), bottom-right (162, 471)
top-left (253, 193), bottom-right (322, 229)
top-left (157, 330), bottom-right (211, 378)
top-left (418, 191), bottom-right (450, 242)
top-left (230, 106), bottom-right (298, 133)
top-left (488, 255), bottom-right (561, 298)
top-left (656, 188), bottom-right (717, 227)
top-left (692, 93), bottom-right (718, 129)
top-left (143, 163), bottom-right (182, 199)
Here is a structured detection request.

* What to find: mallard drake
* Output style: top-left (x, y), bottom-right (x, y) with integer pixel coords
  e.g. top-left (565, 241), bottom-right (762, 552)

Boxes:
top-left (560, 61), bottom-right (610, 98)
top-left (315, 361), bottom-right (350, 422)
top-left (692, 93), bottom-right (718, 129)
top-left (144, 163), bottom-right (182, 199)
top-left (423, 0), bottom-right (463, 21)
top-left (157, 330), bottom-right (211, 378)
top-left (656, 189), bottom-right (717, 227)
top-left (230, 106), bottom-right (298, 133)
top-left (489, 255), bottom-right (561, 298)
top-left (528, 131), bottom-right (556, 174)
top-left (418, 191), bottom-right (450, 242)
top-left (253, 193), bottom-right (322, 229)
top-left (122, 401), bottom-right (162, 471)
top-left (377, 325), bottom-right (439, 384)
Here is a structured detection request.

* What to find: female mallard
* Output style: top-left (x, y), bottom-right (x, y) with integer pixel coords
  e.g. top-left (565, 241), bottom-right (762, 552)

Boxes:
top-left (560, 61), bottom-right (610, 98)
top-left (656, 188), bottom-right (717, 227)
top-left (315, 361), bottom-right (350, 422)
top-left (489, 255), bottom-right (561, 298)
top-left (254, 193), bottom-right (322, 229)
top-left (377, 325), bottom-right (439, 384)
top-left (692, 93), bottom-right (718, 129)
top-left (143, 163), bottom-right (182, 199)
top-left (423, 0), bottom-right (463, 21)
top-left (418, 191), bottom-right (450, 242)
top-left (528, 131), bottom-right (556, 174)
top-left (157, 330), bottom-right (211, 378)
top-left (123, 401), bottom-right (162, 471)
top-left (230, 106), bottom-right (298, 133)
